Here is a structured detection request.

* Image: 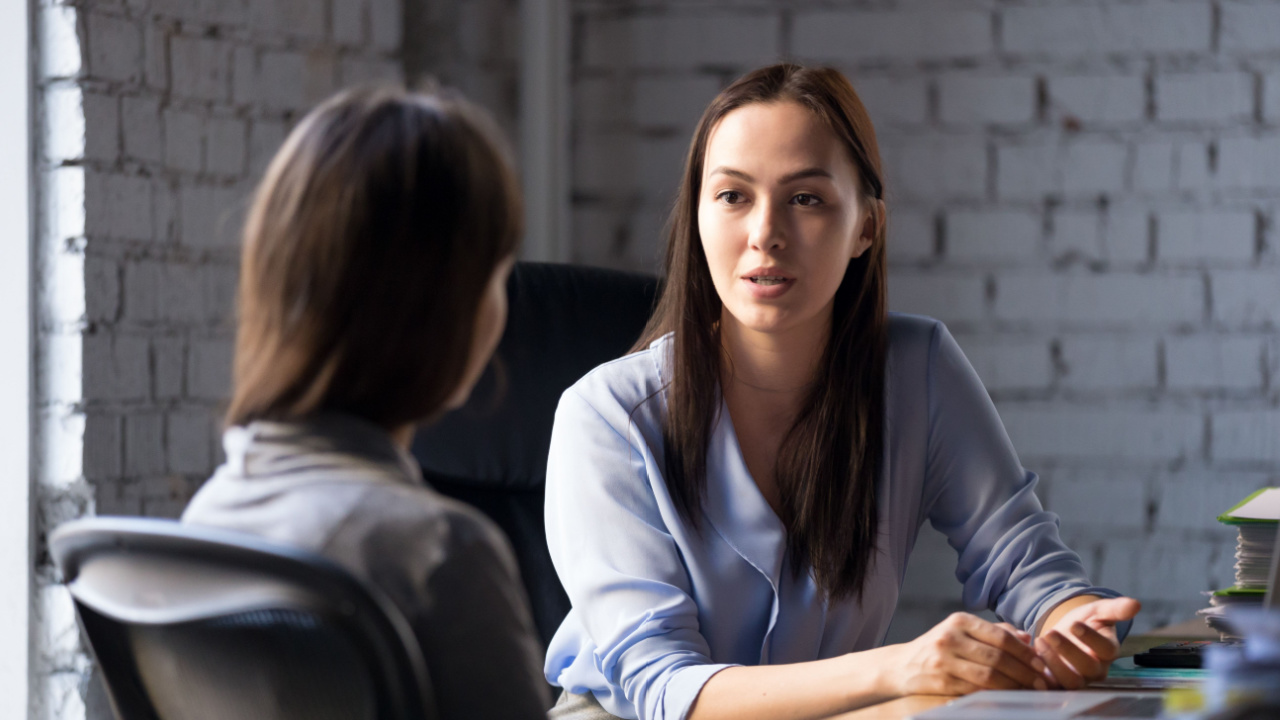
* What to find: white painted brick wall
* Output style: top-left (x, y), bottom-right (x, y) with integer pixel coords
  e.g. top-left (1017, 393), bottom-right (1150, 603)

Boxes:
top-left (33, 0), bottom-right (405, 715)
top-left (565, 0), bottom-right (1280, 635)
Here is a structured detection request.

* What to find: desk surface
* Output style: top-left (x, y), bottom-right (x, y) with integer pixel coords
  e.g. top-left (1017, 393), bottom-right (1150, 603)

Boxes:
top-left (823, 619), bottom-right (1216, 720)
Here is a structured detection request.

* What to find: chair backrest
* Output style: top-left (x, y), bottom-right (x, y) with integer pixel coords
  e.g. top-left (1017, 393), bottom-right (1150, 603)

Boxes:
top-left (51, 516), bottom-right (437, 720)
top-left (413, 261), bottom-right (661, 646)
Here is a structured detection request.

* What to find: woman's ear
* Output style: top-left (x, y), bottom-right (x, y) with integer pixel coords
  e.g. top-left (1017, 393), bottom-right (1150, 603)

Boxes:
top-left (850, 199), bottom-right (884, 259)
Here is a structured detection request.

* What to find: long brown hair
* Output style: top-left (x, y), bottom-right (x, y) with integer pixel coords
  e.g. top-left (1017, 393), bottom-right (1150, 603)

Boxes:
top-left (228, 86), bottom-right (521, 429)
top-left (635, 64), bottom-right (889, 602)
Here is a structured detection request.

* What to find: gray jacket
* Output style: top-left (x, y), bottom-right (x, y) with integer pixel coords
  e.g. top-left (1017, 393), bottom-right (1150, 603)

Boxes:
top-left (182, 413), bottom-right (550, 719)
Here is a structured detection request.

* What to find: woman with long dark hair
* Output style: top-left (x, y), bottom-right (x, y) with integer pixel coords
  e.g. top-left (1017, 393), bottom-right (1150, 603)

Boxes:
top-left (543, 64), bottom-right (1139, 720)
top-left (182, 86), bottom-right (548, 719)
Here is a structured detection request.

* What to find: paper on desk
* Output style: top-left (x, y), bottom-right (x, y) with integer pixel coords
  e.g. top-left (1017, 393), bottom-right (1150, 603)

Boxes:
top-left (1222, 488), bottom-right (1280, 522)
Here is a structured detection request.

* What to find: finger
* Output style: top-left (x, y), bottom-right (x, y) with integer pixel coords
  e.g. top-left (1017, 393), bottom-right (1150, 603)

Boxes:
top-left (1046, 629), bottom-right (1103, 681)
top-left (949, 656), bottom-right (1026, 691)
top-left (1036, 636), bottom-right (1084, 690)
top-left (996, 622), bottom-right (1032, 645)
top-left (1068, 621), bottom-right (1120, 663)
top-left (963, 618), bottom-right (1046, 676)
top-left (952, 636), bottom-right (1045, 689)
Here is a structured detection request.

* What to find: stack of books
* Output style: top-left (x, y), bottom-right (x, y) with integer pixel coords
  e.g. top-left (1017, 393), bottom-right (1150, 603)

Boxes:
top-left (1197, 488), bottom-right (1280, 637)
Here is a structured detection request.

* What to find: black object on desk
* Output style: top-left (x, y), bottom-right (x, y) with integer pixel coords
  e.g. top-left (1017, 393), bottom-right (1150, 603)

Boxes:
top-left (1134, 639), bottom-right (1244, 669)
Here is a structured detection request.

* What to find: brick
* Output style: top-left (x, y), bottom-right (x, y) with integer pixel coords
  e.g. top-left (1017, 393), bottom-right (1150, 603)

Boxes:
top-left (636, 135), bottom-right (690, 203)
top-left (43, 85), bottom-right (86, 164)
top-left (205, 264), bottom-right (239, 325)
top-left (338, 56), bottom-right (401, 87)
top-left (1214, 411), bottom-right (1280, 463)
top-left (994, 274), bottom-right (1203, 326)
top-left (888, 273), bottom-right (985, 325)
top-left (575, 78), bottom-right (629, 129)
top-left (121, 95), bottom-right (163, 164)
top-left (40, 4), bottom-right (82, 79)
top-left (1002, 408), bottom-right (1202, 461)
top-left (1266, 73), bottom-right (1280, 123)
top-left (1050, 75), bottom-right (1145, 124)
top-left (1158, 211), bottom-right (1255, 264)
top-left (159, 263), bottom-right (208, 323)
top-left (1046, 473), bottom-right (1146, 530)
top-left (1002, 3), bottom-right (1211, 57)
top-left (153, 178), bottom-right (176, 243)
top-left (332, 0), bottom-right (366, 46)
top-left (188, 338), bottom-right (233, 400)
top-left (898, 527), bottom-right (962, 603)
top-left (44, 166), bottom-right (86, 243)
top-left (1156, 73), bottom-right (1254, 123)
top-left (205, 116), bottom-right (246, 177)
top-left (952, 336), bottom-right (1051, 391)
top-left (1221, 2), bottom-right (1280, 52)
top-left (793, 10), bottom-right (990, 63)
top-left (1213, 270), bottom-right (1280, 326)
top-left (635, 76), bottom-right (720, 129)
top-left (1156, 474), bottom-right (1273, 531)
top-left (851, 76), bottom-right (929, 127)
top-left (84, 412), bottom-right (122, 480)
top-left (152, 337), bottom-right (185, 399)
top-left (143, 21), bottom-right (168, 91)
top-left (257, 51), bottom-right (307, 111)
top-left (1099, 539), bottom-right (1215, 603)
top-left (85, 256), bottom-right (120, 324)
top-left (82, 333), bottom-right (150, 401)
top-left (946, 209), bottom-right (1041, 262)
top-left (886, 209), bottom-right (934, 263)
top-left (1062, 142), bottom-right (1126, 196)
top-left (250, 0), bottom-right (326, 40)
top-left (303, 50), bottom-right (339, 108)
top-left (180, 184), bottom-right (242, 248)
top-left (575, 132), bottom-right (635, 196)
top-left (370, 0), bottom-right (402, 52)
top-left (584, 14), bottom-right (780, 70)
top-left (890, 137), bottom-right (986, 202)
top-left (1166, 336), bottom-right (1265, 391)
top-left (169, 36), bottom-right (231, 102)
top-left (571, 207), bottom-right (624, 268)
top-left (85, 171), bottom-right (153, 240)
top-left (167, 410), bottom-right (213, 475)
top-left (87, 12), bottom-right (142, 84)
top-left (248, 118), bottom-right (287, 177)
top-left (1217, 137), bottom-right (1280, 190)
top-left (83, 93), bottom-right (120, 163)
top-left (122, 261), bottom-right (161, 322)
top-left (1107, 208), bottom-right (1150, 264)
top-left (1059, 337), bottom-right (1158, 390)
top-left (163, 109), bottom-right (204, 173)
top-left (939, 75), bottom-right (1035, 125)
top-left (125, 413), bottom-right (166, 476)
top-left (1051, 210), bottom-right (1102, 263)
top-left (1176, 141), bottom-right (1212, 191)
top-left (43, 249), bottom-right (85, 327)
top-left (996, 143), bottom-right (1055, 201)
top-left (231, 46), bottom-right (256, 107)
top-left (1132, 141), bottom-right (1174, 192)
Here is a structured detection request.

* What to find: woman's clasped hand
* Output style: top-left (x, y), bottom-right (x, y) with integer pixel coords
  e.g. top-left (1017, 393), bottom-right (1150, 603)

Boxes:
top-left (883, 596), bottom-right (1141, 696)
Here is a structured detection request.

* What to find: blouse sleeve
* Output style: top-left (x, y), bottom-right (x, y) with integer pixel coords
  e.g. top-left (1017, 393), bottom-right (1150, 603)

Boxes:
top-left (920, 321), bottom-right (1128, 637)
top-left (545, 385), bottom-right (735, 720)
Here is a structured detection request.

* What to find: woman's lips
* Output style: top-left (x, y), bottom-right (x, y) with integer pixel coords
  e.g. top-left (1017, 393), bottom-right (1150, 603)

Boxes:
top-left (742, 275), bottom-right (794, 299)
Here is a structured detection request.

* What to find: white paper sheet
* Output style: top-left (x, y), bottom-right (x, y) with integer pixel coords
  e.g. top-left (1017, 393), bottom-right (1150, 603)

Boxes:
top-left (1229, 488), bottom-right (1280, 521)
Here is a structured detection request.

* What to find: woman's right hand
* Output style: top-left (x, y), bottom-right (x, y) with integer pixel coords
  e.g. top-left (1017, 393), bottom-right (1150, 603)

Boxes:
top-left (880, 612), bottom-right (1050, 696)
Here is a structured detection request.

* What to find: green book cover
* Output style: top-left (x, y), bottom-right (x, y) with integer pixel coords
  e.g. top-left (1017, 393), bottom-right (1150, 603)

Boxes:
top-left (1211, 587), bottom-right (1266, 597)
top-left (1217, 487), bottom-right (1280, 525)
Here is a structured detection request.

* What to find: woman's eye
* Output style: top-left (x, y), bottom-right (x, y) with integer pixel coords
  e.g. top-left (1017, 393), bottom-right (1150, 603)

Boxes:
top-left (717, 190), bottom-right (745, 205)
top-left (792, 193), bottom-right (822, 207)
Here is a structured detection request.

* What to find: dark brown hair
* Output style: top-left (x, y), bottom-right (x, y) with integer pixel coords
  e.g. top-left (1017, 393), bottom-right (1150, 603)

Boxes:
top-left (227, 85), bottom-right (521, 429)
top-left (634, 64), bottom-right (888, 602)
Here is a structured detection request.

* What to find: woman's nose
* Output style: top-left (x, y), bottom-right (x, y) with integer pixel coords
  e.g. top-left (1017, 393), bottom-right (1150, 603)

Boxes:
top-left (747, 201), bottom-right (786, 252)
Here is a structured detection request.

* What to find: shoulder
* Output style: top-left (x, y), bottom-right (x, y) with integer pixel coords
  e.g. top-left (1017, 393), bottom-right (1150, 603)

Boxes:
top-left (557, 333), bottom-right (670, 429)
top-left (887, 312), bottom-right (948, 372)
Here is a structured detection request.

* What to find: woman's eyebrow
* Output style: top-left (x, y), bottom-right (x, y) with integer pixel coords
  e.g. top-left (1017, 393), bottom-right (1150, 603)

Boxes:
top-left (707, 166), bottom-right (834, 184)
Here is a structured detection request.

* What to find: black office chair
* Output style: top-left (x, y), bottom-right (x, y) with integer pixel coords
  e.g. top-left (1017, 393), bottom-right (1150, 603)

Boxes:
top-left (413, 261), bottom-right (661, 647)
top-left (50, 516), bottom-right (437, 720)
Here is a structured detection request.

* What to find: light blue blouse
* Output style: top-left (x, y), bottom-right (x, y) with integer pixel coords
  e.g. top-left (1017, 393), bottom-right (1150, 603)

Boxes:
top-left (543, 314), bottom-right (1124, 720)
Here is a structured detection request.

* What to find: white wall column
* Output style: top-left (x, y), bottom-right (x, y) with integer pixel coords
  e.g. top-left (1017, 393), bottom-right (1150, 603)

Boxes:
top-left (519, 0), bottom-right (570, 263)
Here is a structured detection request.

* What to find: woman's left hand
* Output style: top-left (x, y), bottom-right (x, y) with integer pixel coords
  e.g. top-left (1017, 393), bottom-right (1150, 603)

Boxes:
top-left (1035, 597), bottom-right (1142, 689)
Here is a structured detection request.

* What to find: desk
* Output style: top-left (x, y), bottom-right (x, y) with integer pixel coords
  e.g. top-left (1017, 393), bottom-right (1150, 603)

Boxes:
top-left (824, 619), bottom-right (1216, 720)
